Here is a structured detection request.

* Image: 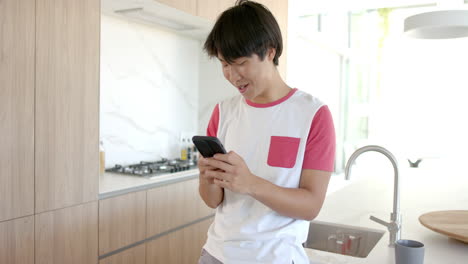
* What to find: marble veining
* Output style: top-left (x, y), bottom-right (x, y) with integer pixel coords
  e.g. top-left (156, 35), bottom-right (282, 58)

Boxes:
top-left (100, 15), bottom-right (200, 167)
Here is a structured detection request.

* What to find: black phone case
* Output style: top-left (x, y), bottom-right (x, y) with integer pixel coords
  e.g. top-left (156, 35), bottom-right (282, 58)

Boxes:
top-left (192, 136), bottom-right (227, 158)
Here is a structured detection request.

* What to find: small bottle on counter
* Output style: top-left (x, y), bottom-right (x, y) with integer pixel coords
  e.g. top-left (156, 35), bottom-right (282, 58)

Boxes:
top-left (187, 143), bottom-right (192, 161)
top-left (180, 138), bottom-right (188, 160)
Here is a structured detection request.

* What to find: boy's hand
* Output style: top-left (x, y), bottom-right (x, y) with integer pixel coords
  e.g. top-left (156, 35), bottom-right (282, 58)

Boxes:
top-left (198, 156), bottom-right (222, 185)
top-left (203, 151), bottom-right (262, 195)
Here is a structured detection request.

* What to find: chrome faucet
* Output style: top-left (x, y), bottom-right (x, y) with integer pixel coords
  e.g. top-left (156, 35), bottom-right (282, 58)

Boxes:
top-left (345, 145), bottom-right (401, 247)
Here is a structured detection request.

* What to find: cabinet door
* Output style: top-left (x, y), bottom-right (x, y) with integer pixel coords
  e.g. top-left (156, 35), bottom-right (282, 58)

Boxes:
top-left (157, 0), bottom-right (197, 16)
top-left (0, 0), bottom-right (35, 222)
top-left (99, 244), bottom-right (145, 264)
top-left (0, 216), bottom-right (34, 264)
top-left (35, 201), bottom-right (98, 264)
top-left (35, 0), bottom-right (100, 213)
top-left (147, 178), bottom-right (214, 237)
top-left (146, 217), bottom-right (213, 264)
top-left (197, 0), bottom-right (235, 21)
top-left (259, 0), bottom-right (288, 79)
top-left (99, 191), bottom-right (147, 255)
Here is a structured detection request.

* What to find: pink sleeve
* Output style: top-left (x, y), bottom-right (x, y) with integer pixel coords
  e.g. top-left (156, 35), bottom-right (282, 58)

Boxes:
top-left (302, 105), bottom-right (336, 172)
top-left (206, 104), bottom-right (220, 137)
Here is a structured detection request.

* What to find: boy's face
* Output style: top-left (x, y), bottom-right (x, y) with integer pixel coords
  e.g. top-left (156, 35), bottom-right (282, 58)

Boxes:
top-left (218, 50), bottom-right (275, 101)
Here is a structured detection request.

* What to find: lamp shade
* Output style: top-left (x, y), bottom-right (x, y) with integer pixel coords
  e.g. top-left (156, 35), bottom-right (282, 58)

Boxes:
top-left (404, 10), bottom-right (468, 39)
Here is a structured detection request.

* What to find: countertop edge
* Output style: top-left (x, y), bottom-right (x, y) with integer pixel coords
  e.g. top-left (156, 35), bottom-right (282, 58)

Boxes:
top-left (99, 171), bottom-right (348, 201)
top-left (99, 171), bottom-right (199, 200)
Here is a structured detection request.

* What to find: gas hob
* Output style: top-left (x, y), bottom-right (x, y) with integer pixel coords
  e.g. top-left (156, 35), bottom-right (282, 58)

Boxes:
top-left (105, 158), bottom-right (197, 178)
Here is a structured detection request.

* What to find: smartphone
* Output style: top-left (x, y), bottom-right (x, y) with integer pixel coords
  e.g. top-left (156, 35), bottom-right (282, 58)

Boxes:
top-left (192, 136), bottom-right (227, 158)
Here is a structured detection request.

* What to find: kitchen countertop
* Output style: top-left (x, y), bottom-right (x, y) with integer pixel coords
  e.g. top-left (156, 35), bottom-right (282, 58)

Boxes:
top-left (99, 169), bottom-right (200, 199)
top-left (305, 159), bottom-right (468, 263)
top-left (99, 167), bottom-right (352, 200)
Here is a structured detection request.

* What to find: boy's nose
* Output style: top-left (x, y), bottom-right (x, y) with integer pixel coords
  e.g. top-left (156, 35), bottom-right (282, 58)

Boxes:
top-left (229, 68), bottom-right (241, 83)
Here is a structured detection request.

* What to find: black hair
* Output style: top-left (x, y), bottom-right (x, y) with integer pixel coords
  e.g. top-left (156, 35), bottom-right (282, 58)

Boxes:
top-left (203, 0), bottom-right (283, 66)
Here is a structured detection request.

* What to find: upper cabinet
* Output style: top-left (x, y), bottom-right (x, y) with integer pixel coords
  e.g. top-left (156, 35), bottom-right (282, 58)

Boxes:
top-left (157, 0), bottom-right (197, 15)
top-left (0, 0), bottom-right (35, 222)
top-left (259, 0), bottom-right (288, 79)
top-left (197, 0), bottom-right (234, 21)
top-left (35, 0), bottom-right (100, 213)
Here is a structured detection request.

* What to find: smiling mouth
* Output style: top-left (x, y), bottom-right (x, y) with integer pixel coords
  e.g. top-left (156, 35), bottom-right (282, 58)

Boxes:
top-left (238, 84), bottom-right (249, 94)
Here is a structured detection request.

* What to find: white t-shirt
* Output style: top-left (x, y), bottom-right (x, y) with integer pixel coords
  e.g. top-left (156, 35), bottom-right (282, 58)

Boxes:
top-left (203, 88), bottom-right (336, 264)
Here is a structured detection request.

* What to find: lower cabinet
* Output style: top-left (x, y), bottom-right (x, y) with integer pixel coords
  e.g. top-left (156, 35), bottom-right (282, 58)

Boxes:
top-left (146, 217), bottom-right (213, 264)
top-left (147, 178), bottom-right (214, 238)
top-left (35, 201), bottom-right (98, 264)
top-left (99, 244), bottom-right (146, 264)
top-left (98, 178), bottom-right (214, 264)
top-left (0, 216), bottom-right (35, 264)
top-left (99, 191), bottom-right (146, 255)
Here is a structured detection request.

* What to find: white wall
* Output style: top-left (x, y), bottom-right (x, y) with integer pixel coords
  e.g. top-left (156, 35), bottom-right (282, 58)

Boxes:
top-left (100, 15), bottom-right (200, 167)
top-left (197, 45), bottom-right (237, 136)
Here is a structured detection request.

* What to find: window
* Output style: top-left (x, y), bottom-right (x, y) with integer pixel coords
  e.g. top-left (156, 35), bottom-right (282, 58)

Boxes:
top-left (288, 2), bottom-right (468, 171)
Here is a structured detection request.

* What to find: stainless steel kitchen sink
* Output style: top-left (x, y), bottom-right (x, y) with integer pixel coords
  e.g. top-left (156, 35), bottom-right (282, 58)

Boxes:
top-left (303, 220), bottom-right (385, 258)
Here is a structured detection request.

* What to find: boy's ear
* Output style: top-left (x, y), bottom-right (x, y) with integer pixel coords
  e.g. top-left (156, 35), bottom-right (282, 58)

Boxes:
top-left (267, 48), bottom-right (276, 61)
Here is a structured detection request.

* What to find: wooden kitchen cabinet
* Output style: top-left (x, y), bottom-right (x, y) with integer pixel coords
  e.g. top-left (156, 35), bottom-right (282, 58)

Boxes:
top-left (247, 0), bottom-right (288, 79)
top-left (0, 0), bottom-right (35, 222)
top-left (99, 244), bottom-right (146, 264)
top-left (146, 178), bottom-right (214, 238)
top-left (99, 191), bottom-right (147, 255)
top-left (0, 216), bottom-right (35, 264)
top-left (146, 217), bottom-right (213, 264)
top-left (35, 201), bottom-right (98, 264)
top-left (2, 0), bottom-right (101, 262)
top-left (157, 0), bottom-right (197, 16)
top-left (197, 0), bottom-right (235, 21)
top-left (35, 0), bottom-right (100, 213)
top-left (258, 0), bottom-right (288, 79)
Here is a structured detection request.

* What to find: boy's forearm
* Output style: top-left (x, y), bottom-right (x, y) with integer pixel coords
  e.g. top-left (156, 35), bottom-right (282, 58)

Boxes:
top-left (249, 177), bottom-right (323, 221)
top-left (199, 179), bottom-right (224, 208)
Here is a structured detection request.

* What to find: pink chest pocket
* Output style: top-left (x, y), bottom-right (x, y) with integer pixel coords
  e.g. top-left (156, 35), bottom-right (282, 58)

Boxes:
top-left (267, 136), bottom-right (301, 168)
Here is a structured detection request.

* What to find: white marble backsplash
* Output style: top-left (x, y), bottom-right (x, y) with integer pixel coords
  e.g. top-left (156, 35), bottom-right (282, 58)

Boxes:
top-left (100, 15), bottom-right (201, 167)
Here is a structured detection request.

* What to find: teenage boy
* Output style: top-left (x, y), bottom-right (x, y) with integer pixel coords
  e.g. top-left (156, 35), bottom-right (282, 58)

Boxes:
top-left (198, 1), bottom-right (336, 263)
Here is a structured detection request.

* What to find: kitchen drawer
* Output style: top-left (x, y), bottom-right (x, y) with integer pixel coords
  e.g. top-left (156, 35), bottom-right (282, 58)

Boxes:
top-left (99, 191), bottom-right (146, 255)
top-left (146, 178), bottom-right (213, 237)
top-left (146, 217), bottom-right (213, 264)
top-left (99, 243), bottom-right (145, 264)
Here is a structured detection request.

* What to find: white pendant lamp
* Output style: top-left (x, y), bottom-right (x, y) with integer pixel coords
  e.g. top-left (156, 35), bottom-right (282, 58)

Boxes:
top-left (404, 1), bottom-right (468, 39)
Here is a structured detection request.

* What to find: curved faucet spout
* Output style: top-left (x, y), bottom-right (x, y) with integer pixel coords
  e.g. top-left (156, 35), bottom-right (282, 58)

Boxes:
top-left (344, 145), bottom-right (401, 247)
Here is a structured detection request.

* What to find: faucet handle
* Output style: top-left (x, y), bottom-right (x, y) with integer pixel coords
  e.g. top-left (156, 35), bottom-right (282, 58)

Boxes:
top-left (370, 215), bottom-right (390, 227)
top-left (370, 215), bottom-right (400, 232)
